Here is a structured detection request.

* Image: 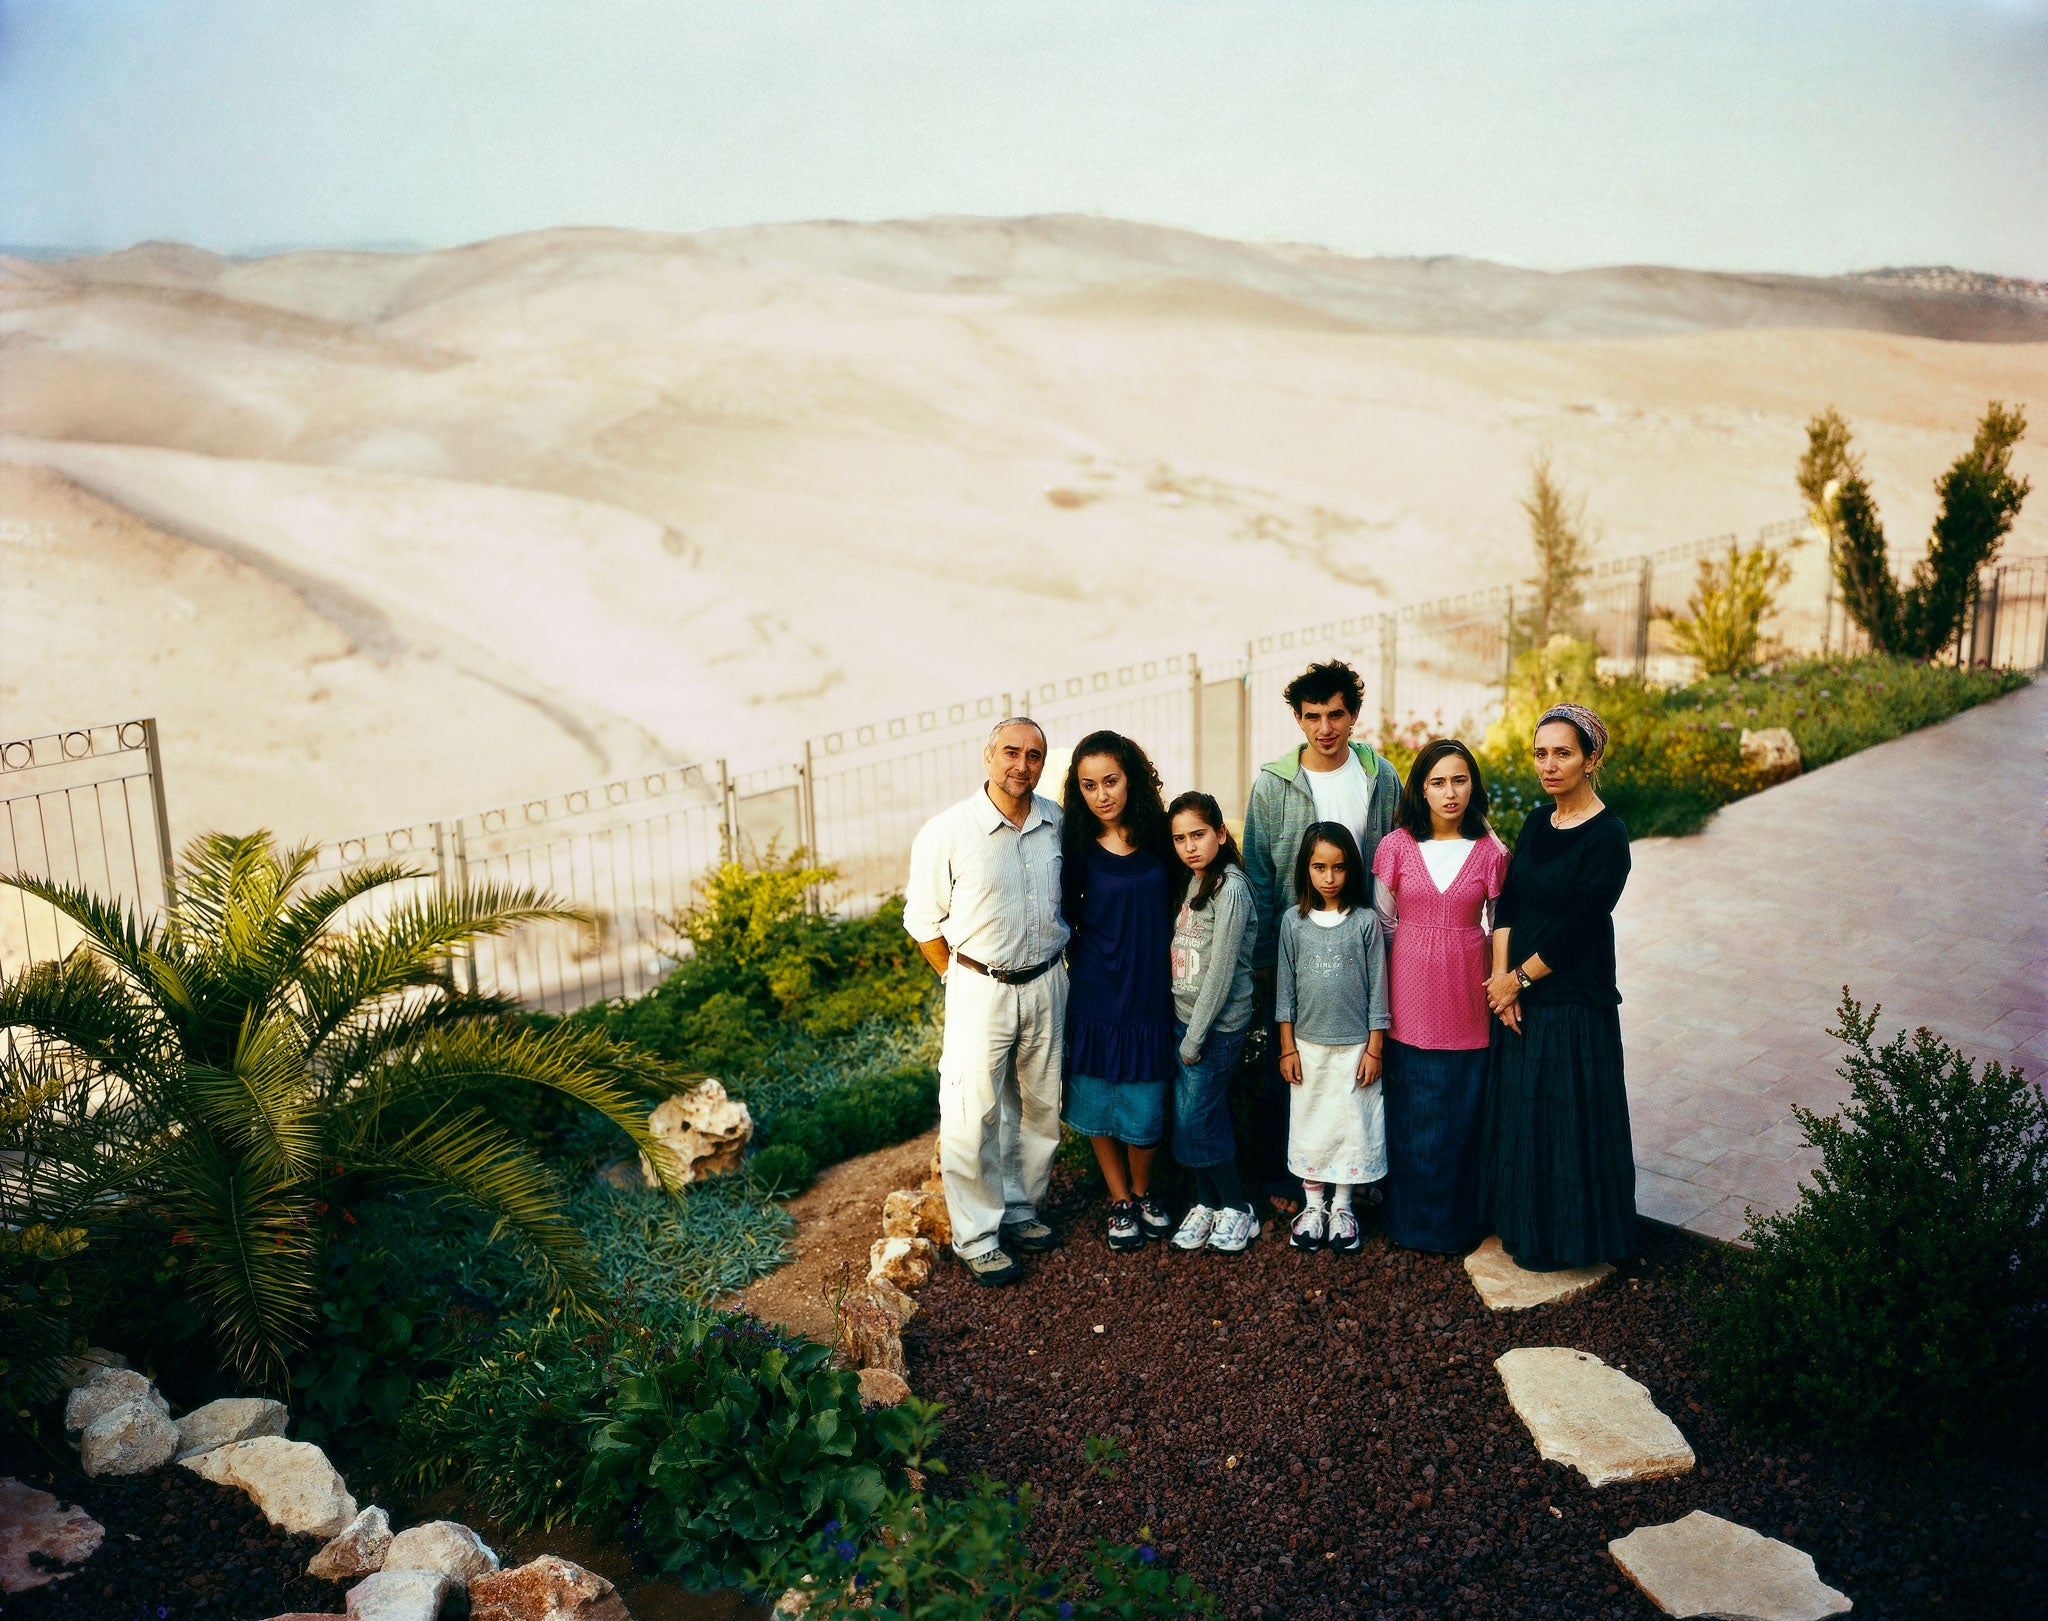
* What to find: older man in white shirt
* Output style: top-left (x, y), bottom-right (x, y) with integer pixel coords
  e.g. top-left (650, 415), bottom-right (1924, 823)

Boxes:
top-left (903, 718), bottom-right (1069, 1286)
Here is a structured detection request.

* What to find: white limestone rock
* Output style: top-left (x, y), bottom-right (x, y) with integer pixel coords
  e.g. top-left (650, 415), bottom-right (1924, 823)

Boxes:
top-left (470, 1554), bottom-right (629, 1621)
top-left (385, 1520), bottom-right (500, 1588)
top-left (64, 1367), bottom-right (167, 1433)
top-left (1494, 1347), bottom-right (1695, 1488)
top-left (636, 1079), bottom-right (752, 1186)
top-left (881, 1189), bottom-right (951, 1247)
top-left (55, 1348), bottom-right (127, 1390)
top-left (80, 1399), bottom-right (178, 1477)
top-left (347, 1567), bottom-right (449, 1621)
top-left (182, 1436), bottom-right (358, 1538)
top-left (1740, 727), bottom-right (1803, 786)
top-left (1463, 1236), bottom-right (1613, 1311)
top-left (1610, 1510), bottom-right (1852, 1620)
top-left (175, 1395), bottom-right (290, 1459)
top-left (868, 1235), bottom-right (935, 1291)
top-left (309, 1505), bottom-right (394, 1580)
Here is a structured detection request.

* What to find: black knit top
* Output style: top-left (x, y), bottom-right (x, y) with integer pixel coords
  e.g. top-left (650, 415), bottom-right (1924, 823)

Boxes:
top-left (1494, 807), bottom-right (1631, 1007)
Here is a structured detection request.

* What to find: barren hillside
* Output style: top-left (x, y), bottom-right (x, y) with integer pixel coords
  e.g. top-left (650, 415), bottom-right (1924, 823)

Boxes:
top-left (3, 216), bottom-right (2042, 842)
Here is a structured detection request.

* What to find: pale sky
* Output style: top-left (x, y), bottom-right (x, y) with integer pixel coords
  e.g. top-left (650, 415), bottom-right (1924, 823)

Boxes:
top-left (2, 0), bottom-right (2045, 276)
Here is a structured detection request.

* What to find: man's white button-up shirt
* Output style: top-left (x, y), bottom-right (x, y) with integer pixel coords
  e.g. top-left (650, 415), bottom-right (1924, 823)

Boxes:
top-left (902, 786), bottom-right (1069, 972)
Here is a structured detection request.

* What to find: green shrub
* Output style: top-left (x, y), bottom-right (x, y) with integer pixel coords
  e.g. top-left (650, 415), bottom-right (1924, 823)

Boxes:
top-left (382, 1309), bottom-right (619, 1533)
top-left (1697, 992), bottom-right (2048, 1456)
top-left (580, 1315), bottom-right (922, 1588)
top-left (759, 1421), bottom-right (1213, 1621)
top-left (751, 1065), bottom-right (939, 1194)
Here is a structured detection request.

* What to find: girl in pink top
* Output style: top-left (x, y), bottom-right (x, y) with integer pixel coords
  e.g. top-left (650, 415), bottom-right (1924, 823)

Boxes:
top-left (1371, 739), bottom-right (1509, 1252)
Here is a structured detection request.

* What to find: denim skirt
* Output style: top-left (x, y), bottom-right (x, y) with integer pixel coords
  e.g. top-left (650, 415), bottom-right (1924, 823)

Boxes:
top-left (1170, 1021), bottom-right (1248, 1168)
top-left (1063, 1072), bottom-right (1168, 1146)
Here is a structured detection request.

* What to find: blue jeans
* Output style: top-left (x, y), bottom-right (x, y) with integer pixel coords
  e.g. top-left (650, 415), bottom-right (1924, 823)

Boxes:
top-left (1171, 1021), bottom-right (1248, 1169)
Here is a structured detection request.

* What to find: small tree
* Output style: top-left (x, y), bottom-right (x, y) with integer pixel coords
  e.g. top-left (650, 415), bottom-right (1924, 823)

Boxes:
top-left (1665, 539), bottom-right (1796, 676)
top-left (1514, 455), bottom-right (1593, 650)
top-left (1799, 402), bottom-right (2030, 658)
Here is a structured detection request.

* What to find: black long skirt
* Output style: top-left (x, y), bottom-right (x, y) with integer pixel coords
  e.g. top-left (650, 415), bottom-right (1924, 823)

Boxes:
top-left (1479, 1000), bottom-right (1637, 1270)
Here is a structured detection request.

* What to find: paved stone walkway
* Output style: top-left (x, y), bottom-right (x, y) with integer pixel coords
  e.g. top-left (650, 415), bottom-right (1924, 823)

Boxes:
top-left (1617, 678), bottom-right (2046, 1241)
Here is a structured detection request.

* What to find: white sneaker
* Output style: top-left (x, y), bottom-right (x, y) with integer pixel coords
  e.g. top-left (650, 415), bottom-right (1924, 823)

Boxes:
top-left (1289, 1203), bottom-right (1327, 1251)
top-left (1208, 1204), bottom-right (1260, 1253)
top-left (1171, 1203), bottom-right (1218, 1250)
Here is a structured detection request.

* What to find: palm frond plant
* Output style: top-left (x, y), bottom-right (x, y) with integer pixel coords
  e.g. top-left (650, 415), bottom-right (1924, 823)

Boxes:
top-left (0, 831), bottom-right (677, 1388)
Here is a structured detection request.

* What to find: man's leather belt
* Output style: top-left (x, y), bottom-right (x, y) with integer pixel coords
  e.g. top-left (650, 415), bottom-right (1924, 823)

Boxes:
top-left (954, 951), bottom-right (1061, 986)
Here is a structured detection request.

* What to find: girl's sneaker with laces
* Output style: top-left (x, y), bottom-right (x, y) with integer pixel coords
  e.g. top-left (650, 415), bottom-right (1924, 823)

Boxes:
top-left (1171, 1203), bottom-right (1217, 1250)
top-left (1326, 1206), bottom-right (1362, 1253)
top-left (1135, 1194), bottom-right (1174, 1241)
top-left (1289, 1203), bottom-right (1326, 1251)
top-left (1106, 1200), bottom-right (1145, 1252)
top-left (1207, 1204), bottom-right (1259, 1253)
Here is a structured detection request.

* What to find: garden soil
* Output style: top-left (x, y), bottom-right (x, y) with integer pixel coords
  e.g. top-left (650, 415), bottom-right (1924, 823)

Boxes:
top-left (905, 1173), bottom-right (2046, 1621)
top-left (733, 1128), bottom-right (938, 1345)
top-left (4, 1463), bottom-right (344, 1621)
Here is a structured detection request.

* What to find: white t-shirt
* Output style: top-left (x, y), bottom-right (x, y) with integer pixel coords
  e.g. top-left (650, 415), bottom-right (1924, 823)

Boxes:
top-left (1419, 836), bottom-right (1475, 892)
top-left (1303, 750), bottom-right (1372, 856)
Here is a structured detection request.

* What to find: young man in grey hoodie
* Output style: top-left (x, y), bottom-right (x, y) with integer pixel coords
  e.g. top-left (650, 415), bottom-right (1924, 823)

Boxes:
top-left (1240, 660), bottom-right (1404, 1212)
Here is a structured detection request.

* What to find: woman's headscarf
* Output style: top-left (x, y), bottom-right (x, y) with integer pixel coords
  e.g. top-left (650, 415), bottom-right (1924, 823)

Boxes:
top-left (1536, 702), bottom-right (1609, 765)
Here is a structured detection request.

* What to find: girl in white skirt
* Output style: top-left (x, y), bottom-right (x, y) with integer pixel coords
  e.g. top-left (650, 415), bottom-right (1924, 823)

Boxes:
top-left (1275, 822), bottom-right (1391, 1253)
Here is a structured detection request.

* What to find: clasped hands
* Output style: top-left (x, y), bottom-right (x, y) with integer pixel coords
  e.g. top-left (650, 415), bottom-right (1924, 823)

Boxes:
top-left (1484, 968), bottom-right (1523, 1034)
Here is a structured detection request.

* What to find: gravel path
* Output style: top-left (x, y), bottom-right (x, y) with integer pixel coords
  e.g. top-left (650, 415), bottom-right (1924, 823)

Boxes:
top-left (905, 1176), bottom-right (2046, 1621)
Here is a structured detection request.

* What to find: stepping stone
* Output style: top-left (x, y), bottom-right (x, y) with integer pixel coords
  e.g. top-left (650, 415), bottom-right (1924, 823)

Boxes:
top-left (1464, 1236), bottom-right (1613, 1310)
top-left (1495, 1347), bottom-right (1694, 1487)
top-left (1610, 1510), bottom-right (1852, 1620)
top-left (1, 1477), bottom-right (105, 1594)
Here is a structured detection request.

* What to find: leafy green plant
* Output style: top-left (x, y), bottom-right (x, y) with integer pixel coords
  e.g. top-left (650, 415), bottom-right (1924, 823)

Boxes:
top-left (749, 1064), bottom-right (939, 1194)
top-left (1800, 401), bottom-right (2030, 658)
top-left (760, 1432), bottom-right (1215, 1621)
top-left (0, 831), bottom-right (673, 1384)
top-left (580, 1314), bottom-right (922, 1588)
top-left (382, 1307), bottom-right (621, 1532)
top-left (1665, 539), bottom-right (1798, 676)
top-left (1698, 991), bottom-right (2048, 1456)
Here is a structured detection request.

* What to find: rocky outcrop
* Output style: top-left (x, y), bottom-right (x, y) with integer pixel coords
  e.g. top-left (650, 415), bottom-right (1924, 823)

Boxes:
top-left (175, 1395), bottom-right (290, 1459)
top-left (0, 1477), bottom-right (104, 1594)
top-left (868, 1235), bottom-right (935, 1291)
top-left (309, 1506), bottom-right (394, 1581)
top-left (1610, 1510), bottom-right (1852, 1619)
top-left (837, 1289), bottom-right (907, 1376)
top-left (385, 1520), bottom-right (500, 1588)
top-left (1495, 1348), bottom-right (1695, 1488)
top-left (1464, 1236), bottom-right (1613, 1311)
top-left (81, 1399), bottom-right (179, 1477)
top-left (64, 1367), bottom-right (167, 1433)
top-left (1741, 727), bottom-right (1803, 785)
top-left (637, 1079), bottom-right (752, 1186)
top-left (346, 1568), bottom-right (448, 1621)
top-left (182, 1437), bottom-right (359, 1538)
top-left (470, 1555), bottom-right (629, 1621)
top-left (882, 1188), bottom-right (951, 1247)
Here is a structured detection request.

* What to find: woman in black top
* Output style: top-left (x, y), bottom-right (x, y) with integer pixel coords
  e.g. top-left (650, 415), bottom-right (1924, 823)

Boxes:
top-left (1479, 703), bottom-right (1636, 1269)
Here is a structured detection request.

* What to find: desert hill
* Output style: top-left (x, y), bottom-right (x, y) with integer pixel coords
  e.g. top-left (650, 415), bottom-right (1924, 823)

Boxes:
top-left (3, 215), bottom-right (2043, 844)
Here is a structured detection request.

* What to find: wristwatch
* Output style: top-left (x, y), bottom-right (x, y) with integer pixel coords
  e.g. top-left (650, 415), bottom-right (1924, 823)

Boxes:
top-left (1515, 966), bottom-right (1533, 992)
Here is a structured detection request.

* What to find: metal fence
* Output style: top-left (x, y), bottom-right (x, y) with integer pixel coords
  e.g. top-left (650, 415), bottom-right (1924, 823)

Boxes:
top-left (1, 720), bottom-right (172, 974)
top-left (8, 527), bottom-right (2044, 1006)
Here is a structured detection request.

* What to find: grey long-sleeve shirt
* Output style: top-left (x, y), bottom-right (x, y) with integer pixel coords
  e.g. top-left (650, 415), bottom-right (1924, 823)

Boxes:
top-left (1170, 865), bottom-right (1257, 1062)
top-left (1274, 905), bottom-right (1390, 1046)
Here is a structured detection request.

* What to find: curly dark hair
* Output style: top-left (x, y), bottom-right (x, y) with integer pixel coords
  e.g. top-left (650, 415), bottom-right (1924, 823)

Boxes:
top-left (1282, 659), bottom-right (1365, 716)
top-left (1061, 731), bottom-right (1171, 913)
top-left (1396, 738), bottom-right (1492, 840)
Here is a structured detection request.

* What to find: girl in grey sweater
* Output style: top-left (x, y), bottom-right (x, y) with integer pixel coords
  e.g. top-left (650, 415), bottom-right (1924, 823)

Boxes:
top-left (1165, 792), bottom-right (1261, 1253)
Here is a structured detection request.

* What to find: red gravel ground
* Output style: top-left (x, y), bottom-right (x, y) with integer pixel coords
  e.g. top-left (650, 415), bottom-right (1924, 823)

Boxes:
top-left (903, 1175), bottom-right (2047, 1621)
